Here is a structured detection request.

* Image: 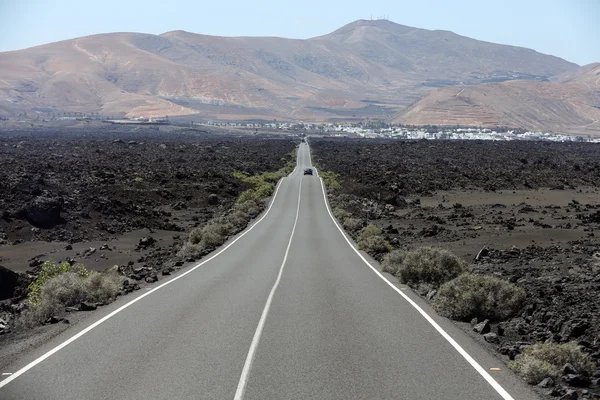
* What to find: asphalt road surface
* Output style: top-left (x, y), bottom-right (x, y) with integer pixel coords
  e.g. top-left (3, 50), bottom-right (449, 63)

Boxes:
top-left (0, 142), bottom-right (541, 399)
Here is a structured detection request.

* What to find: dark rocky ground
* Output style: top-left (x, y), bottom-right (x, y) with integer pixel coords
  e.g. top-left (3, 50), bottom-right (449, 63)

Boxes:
top-left (311, 138), bottom-right (600, 399)
top-left (0, 126), bottom-right (296, 348)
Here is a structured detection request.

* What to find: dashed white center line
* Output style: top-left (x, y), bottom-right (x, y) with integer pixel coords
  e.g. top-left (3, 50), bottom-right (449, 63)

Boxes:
top-left (2, 373), bottom-right (12, 376)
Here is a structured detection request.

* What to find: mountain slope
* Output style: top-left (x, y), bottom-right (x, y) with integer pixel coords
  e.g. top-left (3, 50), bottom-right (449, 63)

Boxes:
top-left (0, 20), bottom-right (578, 120)
top-left (393, 63), bottom-right (600, 135)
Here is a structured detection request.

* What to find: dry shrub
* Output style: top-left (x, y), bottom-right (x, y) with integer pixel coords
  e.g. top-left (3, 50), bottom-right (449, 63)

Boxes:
top-left (227, 209), bottom-right (251, 230)
top-left (358, 235), bottom-right (392, 255)
top-left (200, 222), bottom-right (232, 249)
top-left (333, 207), bottom-right (352, 221)
top-left (358, 225), bottom-right (382, 241)
top-left (434, 273), bottom-right (526, 321)
top-left (18, 270), bottom-right (121, 327)
top-left (397, 247), bottom-right (465, 288)
top-left (177, 242), bottom-right (202, 259)
top-left (27, 261), bottom-right (90, 306)
top-left (509, 342), bottom-right (596, 384)
top-left (86, 271), bottom-right (121, 304)
top-left (356, 225), bottom-right (391, 256)
top-left (234, 199), bottom-right (261, 218)
top-left (188, 227), bottom-right (203, 245)
top-left (342, 217), bottom-right (363, 232)
top-left (381, 249), bottom-right (406, 275)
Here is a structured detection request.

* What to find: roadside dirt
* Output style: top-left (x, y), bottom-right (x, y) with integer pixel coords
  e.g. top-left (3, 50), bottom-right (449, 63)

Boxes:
top-left (0, 127), bottom-right (295, 272)
top-left (311, 138), bottom-right (600, 398)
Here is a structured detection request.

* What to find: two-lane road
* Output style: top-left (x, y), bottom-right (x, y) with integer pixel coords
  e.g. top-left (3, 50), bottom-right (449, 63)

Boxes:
top-left (0, 142), bottom-right (540, 399)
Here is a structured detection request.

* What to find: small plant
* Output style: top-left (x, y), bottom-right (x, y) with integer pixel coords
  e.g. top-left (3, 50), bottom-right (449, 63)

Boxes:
top-left (134, 177), bottom-right (144, 183)
top-left (233, 199), bottom-right (261, 218)
top-left (200, 222), bottom-right (232, 249)
top-left (177, 242), bottom-right (203, 260)
top-left (320, 170), bottom-right (342, 190)
top-left (27, 261), bottom-right (91, 306)
top-left (396, 247), bottom-right (465, 289)
top-left (358, 235), bottom-right (392, 254)
top-left (381, 249), bottom-right (406, 275)
top-left (434, 273), bottom-right (526, 321)
top-left (226, 209), bottom-right (251, 230)
top-left (509, 342), bottom-right (596, 384)
top-left (342, 217), bottom-right (363, 232)
top-left (356, 225), bottom-right (391, 256)
top-left (189, 227), bottom-right (203, 245)
top-left (333, 207), bottom-right (352, 221)
top-left (358, 225), bottom-right (382, 241)
top-left (20, 265), bottom-right (121, 327)
top-left (85, 271), bottom-right (122, 304)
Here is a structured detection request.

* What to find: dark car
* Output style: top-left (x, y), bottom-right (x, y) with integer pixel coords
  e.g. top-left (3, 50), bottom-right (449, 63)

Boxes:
top-left (303, 168), bottom-right (313, 175)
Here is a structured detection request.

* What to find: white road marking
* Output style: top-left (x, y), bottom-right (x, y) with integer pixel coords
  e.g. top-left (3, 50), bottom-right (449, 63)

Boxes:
top-left (312, 145), bottom-right (516, 400)
top-left (0, 173), bottom-right (291, 389)
top-left (234, 176), bottom-right (303, 400)
top-left (1, 373), bottom-right (11, 376)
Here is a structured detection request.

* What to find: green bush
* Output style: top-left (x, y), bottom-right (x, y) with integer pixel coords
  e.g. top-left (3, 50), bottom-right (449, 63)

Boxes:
top-left (434, 273), bottom-right (526, 321)
top-left (233, 156), bottom-right (296, 206)
top-left (382, 249), bottom-right (406, 275)
top-left (20, 269), bottom-right (121, 327)
top-left (236, 182), bottom-right (275, 205)
top-left (396, 247), bottom-right (465, 289)
top-left (509, 342), bottom-right (596, 384)
top-left (359, 225), bottom-right (382, 241)
top-left (254, 182), bottom-right (275, 198)
top-left (262, 170), bottom-right (286, 183)
top-left (27, 261), bottom-right (91, 306)
top-left (320, 171), bottom-right (342, 190)
top-left (200, 222), bottom-right (232, 249)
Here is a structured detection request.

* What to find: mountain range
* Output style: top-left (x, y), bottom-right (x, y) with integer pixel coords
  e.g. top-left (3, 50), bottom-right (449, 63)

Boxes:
top-left (1, 19), bottom-right (597, 134)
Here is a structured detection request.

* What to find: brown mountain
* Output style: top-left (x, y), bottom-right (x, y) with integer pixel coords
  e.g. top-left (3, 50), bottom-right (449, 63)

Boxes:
top-left (0, 20), bottom-right (578, 121)
top-left (393, 63), bottom-right (600, 135)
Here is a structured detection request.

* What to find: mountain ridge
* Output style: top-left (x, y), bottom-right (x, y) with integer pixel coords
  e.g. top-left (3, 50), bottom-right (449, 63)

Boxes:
top-left (393, 63), bottom-right (600, 135)
top-left (0, 20), bottom-right (582, 128)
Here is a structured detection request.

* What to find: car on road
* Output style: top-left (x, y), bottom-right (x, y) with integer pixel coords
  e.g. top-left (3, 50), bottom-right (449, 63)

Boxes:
top-left (303, 168), bottom-right (313, 175)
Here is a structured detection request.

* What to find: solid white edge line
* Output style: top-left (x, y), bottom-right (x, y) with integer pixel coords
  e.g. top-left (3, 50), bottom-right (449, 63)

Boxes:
top-left (0, 168), bottom-right (292, 390)
top-left (233, 176), bottom-right (303, 400)
top-left (310, 147), bottom-right (515, 400)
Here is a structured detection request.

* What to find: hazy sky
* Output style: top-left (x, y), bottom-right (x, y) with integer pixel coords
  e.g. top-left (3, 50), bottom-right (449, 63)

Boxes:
top-left (0, 0), bottom-right (598, 65)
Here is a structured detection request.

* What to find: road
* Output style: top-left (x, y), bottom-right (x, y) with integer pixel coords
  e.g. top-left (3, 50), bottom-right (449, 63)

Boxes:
top-left (0, 142), bottom-right (540, 399)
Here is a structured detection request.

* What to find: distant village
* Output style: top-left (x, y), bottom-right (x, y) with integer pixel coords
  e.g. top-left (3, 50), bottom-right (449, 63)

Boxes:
top-left (200, 121), bottom-right (595, 143)
top-left (4, 113), bottom-right (597, 142)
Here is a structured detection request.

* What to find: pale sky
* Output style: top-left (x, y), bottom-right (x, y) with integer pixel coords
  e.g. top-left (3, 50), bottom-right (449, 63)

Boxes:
top-left (0, 0), bottom-right (598, 65)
